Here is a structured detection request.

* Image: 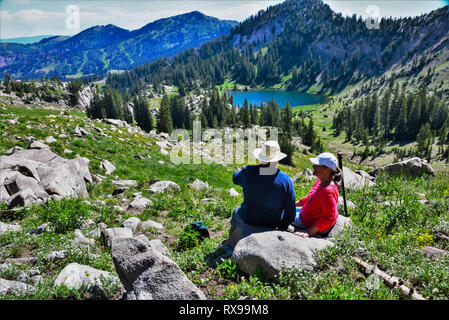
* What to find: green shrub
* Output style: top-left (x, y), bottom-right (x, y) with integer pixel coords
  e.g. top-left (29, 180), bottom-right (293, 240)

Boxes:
top-left (175, 224), bottom-right (202, 252)
top-left (35, 198), bottom-right (90, 234)
top-left (216, 258), bottom-right (238, 280)
top-left (223, 275), bottom-right (291, 300)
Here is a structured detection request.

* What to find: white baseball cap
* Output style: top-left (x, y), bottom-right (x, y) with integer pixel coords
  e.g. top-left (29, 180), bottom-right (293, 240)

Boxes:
top-left (309, 152), bottom-right (338, 171)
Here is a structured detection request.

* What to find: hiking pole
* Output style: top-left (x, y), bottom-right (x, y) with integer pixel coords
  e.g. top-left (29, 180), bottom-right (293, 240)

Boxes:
top-left (337, 152), bottom-right (348, 217)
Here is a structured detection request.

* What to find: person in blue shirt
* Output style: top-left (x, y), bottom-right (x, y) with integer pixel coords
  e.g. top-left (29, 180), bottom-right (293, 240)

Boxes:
top-left (206, 140), bottom-right (296, 266)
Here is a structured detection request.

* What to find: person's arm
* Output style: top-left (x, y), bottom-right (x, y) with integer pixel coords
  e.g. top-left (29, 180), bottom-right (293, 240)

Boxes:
top-left (279, 178), bottom-right (296, 230)
top-left (233, 165), bottom-right (247, 186)
top-left (295, 225), bottom-right (320, 237)
top-left (296, 179), bottom-right (320, 206)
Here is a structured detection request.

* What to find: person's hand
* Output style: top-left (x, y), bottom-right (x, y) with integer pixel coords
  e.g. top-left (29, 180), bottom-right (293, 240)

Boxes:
top-left (294, 231), bottom-right (309, 238)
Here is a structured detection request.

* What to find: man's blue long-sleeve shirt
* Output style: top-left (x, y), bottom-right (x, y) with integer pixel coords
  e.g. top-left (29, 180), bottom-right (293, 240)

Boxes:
top-left (233, 164), bottom-right (296, 230)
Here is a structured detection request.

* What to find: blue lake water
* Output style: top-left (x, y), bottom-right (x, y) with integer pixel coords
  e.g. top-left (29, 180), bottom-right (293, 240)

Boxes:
top-left (229, 89), bottom-right (328, 108)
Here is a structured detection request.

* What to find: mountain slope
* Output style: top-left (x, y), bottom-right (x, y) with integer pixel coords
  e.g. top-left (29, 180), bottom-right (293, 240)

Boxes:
top-left (0, 93), bottom-right (449, 300)
top-left (0, 11), bottom-right (238, 80)
top-left (105, 0), bottom-right (449, 98)
top-left (0, 35), bottom-right (57, 44)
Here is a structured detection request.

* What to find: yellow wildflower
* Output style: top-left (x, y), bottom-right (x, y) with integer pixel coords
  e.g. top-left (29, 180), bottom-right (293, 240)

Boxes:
top-left (376, 230), bottom-right (382, 239)
top-left (417, 232), bottom-right (433, 248)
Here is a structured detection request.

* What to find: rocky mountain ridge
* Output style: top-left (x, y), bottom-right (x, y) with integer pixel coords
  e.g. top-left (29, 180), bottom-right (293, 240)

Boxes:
top-left (0, 11), bottom-right (238, 81)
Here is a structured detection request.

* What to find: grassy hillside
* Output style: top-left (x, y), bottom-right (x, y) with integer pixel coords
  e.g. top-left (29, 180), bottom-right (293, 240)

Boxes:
top-left (0, 99), bottom-right (448, 300)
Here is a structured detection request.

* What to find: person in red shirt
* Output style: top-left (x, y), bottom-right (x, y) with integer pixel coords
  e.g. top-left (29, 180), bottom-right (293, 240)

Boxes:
top-left (292, 152), bottom-right (342, 238)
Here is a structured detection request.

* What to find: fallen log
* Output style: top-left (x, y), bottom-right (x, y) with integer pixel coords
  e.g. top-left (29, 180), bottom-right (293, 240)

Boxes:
top-left (435, 232), bottom-right (449, 242)
top-left (353, 257), bottom-right (426, 300)
top-left (422, 246), bottom-right (448, 259)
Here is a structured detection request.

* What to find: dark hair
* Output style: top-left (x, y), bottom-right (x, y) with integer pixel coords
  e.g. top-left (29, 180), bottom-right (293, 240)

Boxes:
top-left (331, 167), bottom-right (342, 184)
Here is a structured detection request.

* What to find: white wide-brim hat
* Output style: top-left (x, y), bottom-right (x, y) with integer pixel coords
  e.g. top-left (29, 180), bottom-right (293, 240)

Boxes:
top-left (253, 140), bottom-right (287, 162)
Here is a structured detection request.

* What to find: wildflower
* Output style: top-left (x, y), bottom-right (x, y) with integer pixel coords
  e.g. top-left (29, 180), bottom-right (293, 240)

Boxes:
top-left (417, 232), bottom-right (433, 248)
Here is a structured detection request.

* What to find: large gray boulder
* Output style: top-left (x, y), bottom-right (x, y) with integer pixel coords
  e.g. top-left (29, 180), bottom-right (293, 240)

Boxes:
top-left (369, 157), bottom-right (435, 177)
top-left (53, 263), bottom-right (121, 294)
top-left (0, 278), bottom-right (34, 295)
top-left (3, 171), bottom-right (48, 199)
top-left (0, 143), bottom-right (93, 208)
top-left (187, 178), bottom-right (209, 191)
top-left (102, 227), bottom-right (133, 248)
top-left (111, 237), bottom-right (205, 300)
top-left (129, 196), bottom-right (152, 210)
top-left (121, 217), bottom-right (142, 233)
top-left (148, 180), bottom-right (181, 194)
top-left (221, 214), bottom-right (351, 280)
top-left (327, 214), bottom-right (352, 238)
top-left (342, 166), bottom-right (375, 191)
top-left (231, 231), bottom-right (333, 280)
top-left (100, 159), bottom-right (116, 175)
top-left (138, 219), bottom-right (164, 232)
top-left (0, 221), bottom-right (22, 235)
top-left (7, 189), bottom-right (39, 208)
top-left (112, 180), bottom-right (138, 188)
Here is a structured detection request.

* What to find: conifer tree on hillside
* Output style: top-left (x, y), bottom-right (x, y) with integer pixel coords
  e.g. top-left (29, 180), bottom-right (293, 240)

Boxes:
top-left (280, 101), bottom-right (293, 165)
top-left (416, 123), bottom-right (433, 160)
top-left (87, 86), bottom-right (106, 120)
top-left (170, 95), bottom-right (191, 129)
top-left (103, 87), bottom-right (124, 120)
top-left (122, 92), bottom-right (134, 124)
top-left (67, 80), bottom-right (83, 107)
top-left (157, 95), bottom-right (173, 133)
top-left (241, 98), bottom-right (250, 128)
top-left (250, 104), bottom-right (259, 125)
top-left (133, 95), bottom-right (153, 132)
top-left (304, 117), bottom-right (316, 147)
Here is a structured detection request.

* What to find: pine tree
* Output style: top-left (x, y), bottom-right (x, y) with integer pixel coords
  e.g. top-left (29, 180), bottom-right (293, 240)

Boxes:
top-left (104, 87), bottom-right (124, 120)
top-left (380, 89), bottom-right (391, 140)
top-left (178, 82), bottom-right (186, 97)
top-left (250, 104), bottom-right (258, 125)
top-left (305, 117), bottom-right (315, 146)
top-left (134, 95), bottom-right (153, 132)
top-left (439, 119), bottom-right (449, 146)
top-left (282, 101), bottom-right (293, 137)
top-left (157, 95), bottom-right (173, 133)
top-left (396, 95), bottom-right (408, 141)
top-left (87, 86), bottom-right (106, 119)
top-left (241, 98), bottom-right (250, 128)
top-left (280, 101), bottom-right (293, 165)
top-left (416, 123), bottom-right (432, 159)
top-left (323, 64), bottom-right (330, 86)
top-left (67, 80), bottom-right (83, 107)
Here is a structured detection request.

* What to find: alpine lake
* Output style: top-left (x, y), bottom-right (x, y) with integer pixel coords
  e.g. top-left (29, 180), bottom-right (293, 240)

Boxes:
top-left (229, 89), bottom-right (328, 108)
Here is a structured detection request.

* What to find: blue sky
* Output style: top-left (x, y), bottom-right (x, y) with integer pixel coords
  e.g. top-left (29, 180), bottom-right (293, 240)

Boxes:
top-left (1, 0), bottom-right (448, 39)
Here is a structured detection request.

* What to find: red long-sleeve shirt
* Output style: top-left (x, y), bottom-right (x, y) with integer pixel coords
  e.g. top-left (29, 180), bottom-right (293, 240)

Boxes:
top-left (297, 179), bottom-right (339, 232)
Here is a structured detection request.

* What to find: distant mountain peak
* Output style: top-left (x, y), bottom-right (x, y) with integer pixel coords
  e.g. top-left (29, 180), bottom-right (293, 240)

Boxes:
top-left (0, 11), bottom-right (238, 80)
top-left (184, 10), bottom-right (206, 17)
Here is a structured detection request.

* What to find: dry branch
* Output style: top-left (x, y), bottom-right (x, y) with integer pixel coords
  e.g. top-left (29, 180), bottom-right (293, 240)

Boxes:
top-left (353, 256), bottom-right (426, 300)
top-left (435, 232), bottom-right (449, 242)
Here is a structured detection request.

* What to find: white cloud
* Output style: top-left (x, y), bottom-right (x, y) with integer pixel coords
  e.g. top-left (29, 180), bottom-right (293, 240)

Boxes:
top-left (1, 9), bottom-right (70, 38)
top-left (1, 1), bottom-right (286, 38)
